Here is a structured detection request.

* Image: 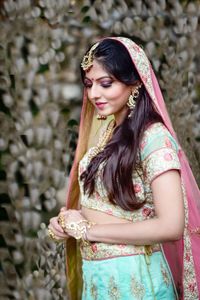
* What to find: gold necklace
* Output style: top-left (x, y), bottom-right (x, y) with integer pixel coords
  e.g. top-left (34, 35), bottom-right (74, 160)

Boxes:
top-left (88, 119), bottom-right (116, 160)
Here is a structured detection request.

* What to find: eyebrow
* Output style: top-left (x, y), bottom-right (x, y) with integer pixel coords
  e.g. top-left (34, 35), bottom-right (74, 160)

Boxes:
top-left (84, 76), bottom-right (113, 81)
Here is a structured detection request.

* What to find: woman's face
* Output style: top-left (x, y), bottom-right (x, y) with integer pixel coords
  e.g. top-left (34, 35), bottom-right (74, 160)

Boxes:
top-left (84, 60), bottom-right (132, 125)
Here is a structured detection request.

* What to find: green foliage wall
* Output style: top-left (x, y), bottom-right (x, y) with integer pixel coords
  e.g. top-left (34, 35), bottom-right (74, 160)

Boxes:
top-left (0, 0), bottom-right (200, 299)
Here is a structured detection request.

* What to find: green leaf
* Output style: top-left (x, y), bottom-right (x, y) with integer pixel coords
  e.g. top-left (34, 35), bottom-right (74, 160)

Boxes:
top-left (67, 119), bottom-right (78, 127)
top-left (37, 64), bottom-right (49, 74)
top-left (61, 108), bottom-right (70, 116)
top-left (81, 6), bottom-right (90, 13)
top-left (82, 16), bottom-right (91, 23)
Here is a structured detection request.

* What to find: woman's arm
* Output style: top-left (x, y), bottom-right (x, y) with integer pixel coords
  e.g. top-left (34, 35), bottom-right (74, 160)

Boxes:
top-left (86, 170), bottom-right (185, 245)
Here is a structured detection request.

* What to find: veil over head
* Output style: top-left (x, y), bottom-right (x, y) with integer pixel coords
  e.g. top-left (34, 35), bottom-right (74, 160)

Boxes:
top-left (65, 37), bottom-right (200, 300)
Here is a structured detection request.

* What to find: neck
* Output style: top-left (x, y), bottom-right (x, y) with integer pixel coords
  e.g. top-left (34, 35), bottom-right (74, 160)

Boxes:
top-left (114, 108), bottom-right (128, 126)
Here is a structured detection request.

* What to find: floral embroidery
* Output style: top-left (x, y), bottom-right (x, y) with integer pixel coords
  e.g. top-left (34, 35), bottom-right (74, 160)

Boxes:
top-left (79, 123), bottom-right (198, 299)
top-left (165, 137), bottom-right (172, 148)
top-left (182, 183), bottom-right (199, 300)
top-left (108, 276), bottom-right (120, 300)
top-left (160, 262), bottom-right (170, 287)
top-left (134, 183), bottom-right (142, 193)
top-left (105, 208), bottom-right (113, 215)
top-left (143, 147), bottom-right (180, 183)
top-left (164, 152), bottom-right (173, 161)
top-left (142, 206), bottom-right (155, 218)
top-left (185, 253), bottom-right (190, 262)
top-left (91, 243), bottom-right (97, 253)
top-left (90, 280), bottom-right (98, 300)
top-left (188, 282), bottom-right (197, 293)
top-left (93, 191), bottom-right (101, 201)
top-left (118, 244), bottom-right (126, 248)
top-left (80, 241), bottom-right (160, 260)
top-left (79, 123), bottom-right (181, 229)
top-left (112, 37), bottom-right (157, 104)
top-left (130, 275), bottom-right (145, 299)
top-left (77, 36), bottom-right (199, 300)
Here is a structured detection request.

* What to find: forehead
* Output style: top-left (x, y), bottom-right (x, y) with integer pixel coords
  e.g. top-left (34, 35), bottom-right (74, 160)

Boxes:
top-left (85, 60), bottom-right (111, 80)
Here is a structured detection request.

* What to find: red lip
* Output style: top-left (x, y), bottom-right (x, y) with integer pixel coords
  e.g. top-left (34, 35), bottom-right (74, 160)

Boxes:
top-left (95, 102), bottom-right (107, 109)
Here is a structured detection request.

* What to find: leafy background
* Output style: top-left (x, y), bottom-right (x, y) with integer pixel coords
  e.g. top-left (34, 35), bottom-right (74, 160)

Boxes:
top-left (0, 0), bottom-right (200, 299)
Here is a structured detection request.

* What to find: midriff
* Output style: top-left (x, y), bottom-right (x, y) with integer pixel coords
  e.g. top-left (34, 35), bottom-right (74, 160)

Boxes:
top-left (81, 206), bottom-right (132, 224)
top-left (80, 206), bottom-right (161, 261)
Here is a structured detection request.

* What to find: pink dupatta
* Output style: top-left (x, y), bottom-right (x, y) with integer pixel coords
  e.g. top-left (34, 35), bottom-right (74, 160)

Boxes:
top-left (66, 37), bottom-right (200, 300)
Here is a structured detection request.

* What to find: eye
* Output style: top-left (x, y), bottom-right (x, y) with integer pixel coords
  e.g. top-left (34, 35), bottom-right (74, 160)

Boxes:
top-left (83, 80), bottom-right (92, 88)
top-left (100, 81), bottom-right (113, 88)
top-left (84, 83), bottom-right (92, 88)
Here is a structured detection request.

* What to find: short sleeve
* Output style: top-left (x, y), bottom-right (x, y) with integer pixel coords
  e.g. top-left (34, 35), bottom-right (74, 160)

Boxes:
top-left (140, 123), bottom-right (181, 184)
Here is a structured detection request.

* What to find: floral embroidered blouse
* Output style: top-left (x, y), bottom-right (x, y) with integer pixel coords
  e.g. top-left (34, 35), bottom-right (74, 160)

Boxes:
top-left (79, 122), bottom-right (181, 223)
top-left (78, 122), bottom-right (182, 261)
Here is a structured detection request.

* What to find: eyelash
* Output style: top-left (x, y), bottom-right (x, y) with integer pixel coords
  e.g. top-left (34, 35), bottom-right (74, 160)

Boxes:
top-left (102, 83), bottom-right (112, 88)
top-left (84, 82), bottom-right (113, 88)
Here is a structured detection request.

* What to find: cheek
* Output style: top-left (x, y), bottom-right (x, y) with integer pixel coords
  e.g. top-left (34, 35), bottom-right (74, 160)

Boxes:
top-left (106, 88), bottom-right (129, 101)
top-left (109, 90), bottom-right (130, 105)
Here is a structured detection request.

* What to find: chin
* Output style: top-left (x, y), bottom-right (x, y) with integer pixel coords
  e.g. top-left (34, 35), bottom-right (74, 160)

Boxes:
top-left (97, 111), bottom-right (111, 117)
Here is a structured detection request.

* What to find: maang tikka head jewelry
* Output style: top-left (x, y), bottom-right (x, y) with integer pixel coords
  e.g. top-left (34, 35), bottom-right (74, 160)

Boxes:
top-left (127, 83), bottom-right (142, 118)
top-left (81, 42), bottom-right (100, 71)
top-left (82, 42), bottom-right (107, 120)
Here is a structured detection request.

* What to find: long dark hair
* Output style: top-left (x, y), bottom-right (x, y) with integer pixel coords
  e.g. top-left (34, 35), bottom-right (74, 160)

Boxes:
top-left (80, 39), bottom-right (163, 210)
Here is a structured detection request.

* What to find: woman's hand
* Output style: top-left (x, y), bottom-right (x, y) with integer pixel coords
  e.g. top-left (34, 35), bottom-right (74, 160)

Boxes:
top-left (58, 209), bottom-right (88, 239)
top-left (47, 207), bottom-right (69, 242)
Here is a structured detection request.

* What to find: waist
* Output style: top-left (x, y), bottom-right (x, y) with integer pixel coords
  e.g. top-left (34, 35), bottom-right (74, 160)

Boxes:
top-left (80, 201), bottom-right (142, 222)
top-left (80, 196), bottom-right (154, 222)
top-left (80, 242), bottom-right (161, 261)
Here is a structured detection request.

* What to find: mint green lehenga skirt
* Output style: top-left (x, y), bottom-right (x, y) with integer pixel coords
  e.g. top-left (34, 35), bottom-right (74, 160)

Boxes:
top-left (81, 250), bottom-right (176, 300)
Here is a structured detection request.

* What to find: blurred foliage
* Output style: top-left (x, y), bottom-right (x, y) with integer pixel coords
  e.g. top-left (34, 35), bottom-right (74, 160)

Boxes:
top-left (0, 0), bottom-right (200, 299)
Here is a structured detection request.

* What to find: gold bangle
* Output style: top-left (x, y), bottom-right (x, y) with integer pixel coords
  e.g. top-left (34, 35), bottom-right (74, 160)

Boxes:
top-left (81, 221), bottom-right (96, 245)
top-left (65, 220), bottom-right (96, 241)
top-left (65, 220), bottom-right (87, 239)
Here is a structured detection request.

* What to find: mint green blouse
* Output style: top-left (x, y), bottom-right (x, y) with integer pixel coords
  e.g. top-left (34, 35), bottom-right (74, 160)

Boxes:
top-left (79, 122), bottom-right (181, 223)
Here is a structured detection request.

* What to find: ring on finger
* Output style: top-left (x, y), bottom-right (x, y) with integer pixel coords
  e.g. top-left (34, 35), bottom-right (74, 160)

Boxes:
top-left (48, 228), bottom-right (56, 240)
top-left (58, 214), bottom-right (66, 230)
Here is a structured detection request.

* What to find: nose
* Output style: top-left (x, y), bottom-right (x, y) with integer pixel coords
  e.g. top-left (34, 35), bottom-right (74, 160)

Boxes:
top-left (89, 84), bottom-right (100, 101)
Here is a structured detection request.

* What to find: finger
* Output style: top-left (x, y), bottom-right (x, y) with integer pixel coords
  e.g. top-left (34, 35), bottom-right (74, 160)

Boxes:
top-left (48, 229), bottom-right (66, 242)
top-left (50, 217), bottom-right (64, 233)
top-left (58, 210), bottom-right (70, 219)
top-left (60, 207), bottom-right (67, 212)
top-left (63, 210), bottom-right (81, 217)
top-left (48, 225), bottom-right (67, 239)
top-left (73, 210), bottom-right (84, 216)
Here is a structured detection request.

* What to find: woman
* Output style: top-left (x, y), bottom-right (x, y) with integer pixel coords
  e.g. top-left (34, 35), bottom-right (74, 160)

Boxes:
top-left (48, 37), bottom-right (200, 300)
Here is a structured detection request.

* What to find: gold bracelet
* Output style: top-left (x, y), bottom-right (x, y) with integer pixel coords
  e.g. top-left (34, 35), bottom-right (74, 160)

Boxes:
top-left (48, 228), bottom-right (64, 243)
top-left (65, 220), bottom-right (96, 241)
top-left (65, 221), bottom-right (85, 239)
top-left (58, 213), bottom-right (96, 241)
top-left (81, 221), bottom-right (96, 246)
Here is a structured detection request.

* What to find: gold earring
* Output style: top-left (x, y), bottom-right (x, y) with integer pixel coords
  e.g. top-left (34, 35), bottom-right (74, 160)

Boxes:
top-left (127, 83), bottom-right (142, 118)
top-left (96, 114), bottom-right (107, 120)
top-left (127, 93), bottom-right (136, 110)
